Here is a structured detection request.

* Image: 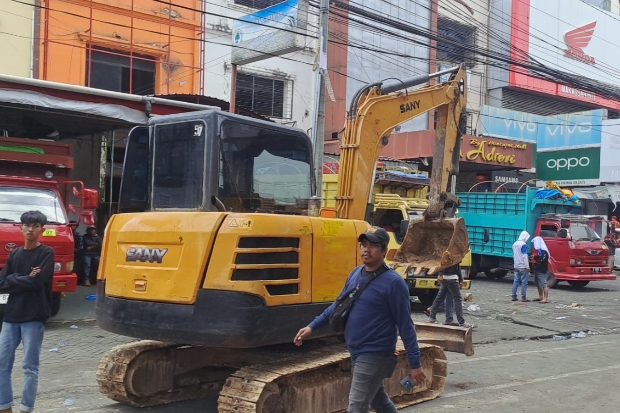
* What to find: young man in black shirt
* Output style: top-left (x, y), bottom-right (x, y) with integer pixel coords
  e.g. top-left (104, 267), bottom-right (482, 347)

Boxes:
top-left (0, 210), bottom-right (54, 413)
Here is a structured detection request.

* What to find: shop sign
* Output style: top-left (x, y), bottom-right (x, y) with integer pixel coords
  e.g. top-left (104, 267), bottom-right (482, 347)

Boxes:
top-left (460, 136), bottom-right (532, 169)
top-left (479, 106), bottom-right (603, 151)
top-left (536, 147), bottom-right (600, 186)
top-left (600, 120), bottom-right (620, 182)
top-left (491, 171), bottom-right (536, 191)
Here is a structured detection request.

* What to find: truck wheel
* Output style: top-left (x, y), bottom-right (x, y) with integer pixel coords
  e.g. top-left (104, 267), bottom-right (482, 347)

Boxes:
top-left (417, 290), bottom-right (439, 307)
top-left (51, 293), bottom-right (62, 317)
top-left (568, 281), bottom-right (590, 288)
top-left (494, 270), bottom-right (509, 278)
top-left (483, 269), bottom-right (496, 279)
top-left (485, 269), bottom-right (509, 278)
top-left (468, 259), bottom-right (480, 279)
top-left (546, 272), bottom-right (559, 288)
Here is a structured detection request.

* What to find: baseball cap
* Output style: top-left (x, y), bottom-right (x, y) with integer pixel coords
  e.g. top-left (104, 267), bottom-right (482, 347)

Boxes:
top-left (358, 226), bottom-right (390, 248)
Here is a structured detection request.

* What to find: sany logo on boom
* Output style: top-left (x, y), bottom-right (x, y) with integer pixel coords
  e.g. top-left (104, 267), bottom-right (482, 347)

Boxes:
top-left (126, 247), bottom-right (168, 264)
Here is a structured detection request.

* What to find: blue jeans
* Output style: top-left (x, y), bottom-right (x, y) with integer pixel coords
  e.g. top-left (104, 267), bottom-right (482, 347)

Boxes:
top-left (83, 254), bottom-right (100, 282)
top-left (512, 268), bottom-right (529, 300)
top-left (348, 352), bottom-right (398, 413)
top-left (0, 321), bottom-right (45, 412)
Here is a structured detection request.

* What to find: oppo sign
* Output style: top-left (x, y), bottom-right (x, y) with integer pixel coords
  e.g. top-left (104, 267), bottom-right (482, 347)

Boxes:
top-left (536, 147), bottom-right (600, 186)
top-left (546, 157), bottom-right (590, 170)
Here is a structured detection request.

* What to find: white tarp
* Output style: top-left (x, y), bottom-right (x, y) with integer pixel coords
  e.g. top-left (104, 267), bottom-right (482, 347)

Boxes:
top-left (0, 88), bottom-right (148, 125)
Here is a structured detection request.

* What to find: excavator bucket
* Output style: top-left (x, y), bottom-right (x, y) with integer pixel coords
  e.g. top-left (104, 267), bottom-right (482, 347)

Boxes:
top-left (394, 216), bottom-right (469, 274)
top-left (416, 322), bottom-right (474, 356)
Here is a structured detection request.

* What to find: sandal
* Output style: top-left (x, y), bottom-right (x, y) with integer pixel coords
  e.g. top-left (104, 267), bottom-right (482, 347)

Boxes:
top-left (521, 299), bottom-right (531, 302)
top-left (532, 298), bottom-right (542, 301)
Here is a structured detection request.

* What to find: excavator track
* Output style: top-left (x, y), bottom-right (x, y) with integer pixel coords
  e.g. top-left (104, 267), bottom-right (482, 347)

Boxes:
top-left (97, 321), bottom-right (472, 411)
top-left (97, 338), bottom-right (448, 411)
top-left (218, 342), bottom-right (447, 413)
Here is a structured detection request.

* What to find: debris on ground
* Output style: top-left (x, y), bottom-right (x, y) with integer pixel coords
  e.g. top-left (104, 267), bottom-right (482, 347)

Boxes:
top-left (467, 304), bottom-right (481, 311)
top-left (555, 303), bottom-right (585, 309)
top-left (49, 348), bottom-right (59, 352)
top-left (69, 325), bottom-right (78, 329)
top-left (552, 335), bottom-right (569, 341)
top-left (463, 293), bottom-right (473, 302)
top-left (571, 331), bottom-right (587, 338)
top-left (64, 398), bottom-right (74, 406)
top-left (555, 316), bottom-right (568, 320)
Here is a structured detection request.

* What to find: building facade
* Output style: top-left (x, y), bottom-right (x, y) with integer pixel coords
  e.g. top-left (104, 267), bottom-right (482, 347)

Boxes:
top-left (0, 0), bottom-right (36, 78)
top-left (38, 0), bottom-right (202, 95)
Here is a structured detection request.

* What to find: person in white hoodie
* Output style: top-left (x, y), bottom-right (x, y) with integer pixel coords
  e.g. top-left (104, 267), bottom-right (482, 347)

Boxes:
top-left (511, 231), bottom-right (531, 302)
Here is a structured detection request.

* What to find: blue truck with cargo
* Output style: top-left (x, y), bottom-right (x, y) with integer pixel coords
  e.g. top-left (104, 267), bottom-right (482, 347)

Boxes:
top-left (457, 188), bottom-right (616, 288)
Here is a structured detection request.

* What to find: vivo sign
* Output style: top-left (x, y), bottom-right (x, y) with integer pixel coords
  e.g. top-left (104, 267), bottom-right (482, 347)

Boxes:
top-left (479, 106), bottom-right (603, 151)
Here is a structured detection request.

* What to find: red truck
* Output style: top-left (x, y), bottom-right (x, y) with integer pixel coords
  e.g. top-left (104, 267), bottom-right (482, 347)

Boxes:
top-left (0, 136), bottom-right (98, 317)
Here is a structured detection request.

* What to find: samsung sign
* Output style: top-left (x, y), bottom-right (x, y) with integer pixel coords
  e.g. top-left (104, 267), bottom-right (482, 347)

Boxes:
top-left (479, 106), bottom-right (603, 151)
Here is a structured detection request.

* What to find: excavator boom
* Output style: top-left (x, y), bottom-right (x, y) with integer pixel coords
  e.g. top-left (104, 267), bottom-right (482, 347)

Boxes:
top-left (333, 65), bottom-right (469, 273)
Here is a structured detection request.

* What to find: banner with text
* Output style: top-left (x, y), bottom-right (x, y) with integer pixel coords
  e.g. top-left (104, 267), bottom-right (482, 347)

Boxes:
top-left (536, 147), bottom-right (600, 186)
top-left (479, 106), bottom-right (603, 151)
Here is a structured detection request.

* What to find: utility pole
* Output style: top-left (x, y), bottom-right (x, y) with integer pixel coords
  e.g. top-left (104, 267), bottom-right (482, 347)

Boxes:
top-left (313, 0), bottom-right (329, 197)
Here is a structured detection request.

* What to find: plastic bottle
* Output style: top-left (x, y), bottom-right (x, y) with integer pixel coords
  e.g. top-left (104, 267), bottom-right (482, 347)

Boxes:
top-left (552, 335), bottom-right (568, 341)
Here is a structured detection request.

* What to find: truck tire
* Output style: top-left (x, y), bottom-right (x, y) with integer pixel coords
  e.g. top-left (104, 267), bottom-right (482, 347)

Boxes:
top-left (546, 271), bottom-right (559, 288)
top-left (417, 290), bottom-right (439, 307)
top-left (483, 269), bottom-right (496, 279)
top-left (568, 281), bottom-right (590, 288)
top-left (468, 257), bottom-right (480, 279)
top-left (51, 293), bottom-right (62, 317)
top-left (495, 270), bottom-right (509, 278)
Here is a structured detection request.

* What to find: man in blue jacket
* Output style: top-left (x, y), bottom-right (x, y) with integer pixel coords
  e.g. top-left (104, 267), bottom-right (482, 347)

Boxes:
top-left (294, 227), bottom-right (425, 413)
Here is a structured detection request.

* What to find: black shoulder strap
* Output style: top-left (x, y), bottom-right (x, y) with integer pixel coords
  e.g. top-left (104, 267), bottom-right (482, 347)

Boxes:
top-left (352, 263), bottom-right (389, 300)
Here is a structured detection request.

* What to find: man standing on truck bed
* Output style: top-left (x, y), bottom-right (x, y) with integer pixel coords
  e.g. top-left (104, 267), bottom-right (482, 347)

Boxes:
top-left (0, 210), bottom-right (54, 413)
top-left (512, 231), bottom-right (531, 302)
top-left (293, 227), bottom-right (426, 413)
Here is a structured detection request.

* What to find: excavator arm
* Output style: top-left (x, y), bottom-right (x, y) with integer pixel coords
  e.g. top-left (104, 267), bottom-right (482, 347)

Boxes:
top-left (334, 65), bottom-right (467, 221)
top-left (334, 66), bottom-right (469, 273)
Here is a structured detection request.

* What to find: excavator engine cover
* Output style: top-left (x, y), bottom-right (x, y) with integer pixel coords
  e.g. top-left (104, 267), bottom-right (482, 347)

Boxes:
top-left (394, 217), bottom-right (469, 274)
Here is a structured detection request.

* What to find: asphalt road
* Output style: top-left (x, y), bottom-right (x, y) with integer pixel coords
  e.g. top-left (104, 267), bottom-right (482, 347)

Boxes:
top-left (13, 275), bottom-right (620, 412)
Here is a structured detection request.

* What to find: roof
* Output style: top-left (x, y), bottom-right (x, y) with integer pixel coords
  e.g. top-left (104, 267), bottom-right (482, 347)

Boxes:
top-left (0, 74), bottom-right (219, 138)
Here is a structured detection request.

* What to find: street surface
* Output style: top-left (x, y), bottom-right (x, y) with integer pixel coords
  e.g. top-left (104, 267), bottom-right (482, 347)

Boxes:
top-left (14, 276), bottom-right (620, 412)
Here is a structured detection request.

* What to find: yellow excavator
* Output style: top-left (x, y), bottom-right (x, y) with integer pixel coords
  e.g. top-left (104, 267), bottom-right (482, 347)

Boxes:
top-left (95, 65), bottom-right (471, 412)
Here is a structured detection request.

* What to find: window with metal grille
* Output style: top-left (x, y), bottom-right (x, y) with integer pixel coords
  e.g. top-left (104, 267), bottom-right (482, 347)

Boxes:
top-left (235, 73), bottom-right (287, 118)
top-left (234, 0), bottom-right (283, 9)
top-left (86, 47), bottom-right (156, 95)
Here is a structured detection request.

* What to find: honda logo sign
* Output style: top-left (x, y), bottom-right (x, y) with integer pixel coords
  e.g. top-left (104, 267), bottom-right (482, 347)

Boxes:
top-left (564, 22), bottom-right (597, 65)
